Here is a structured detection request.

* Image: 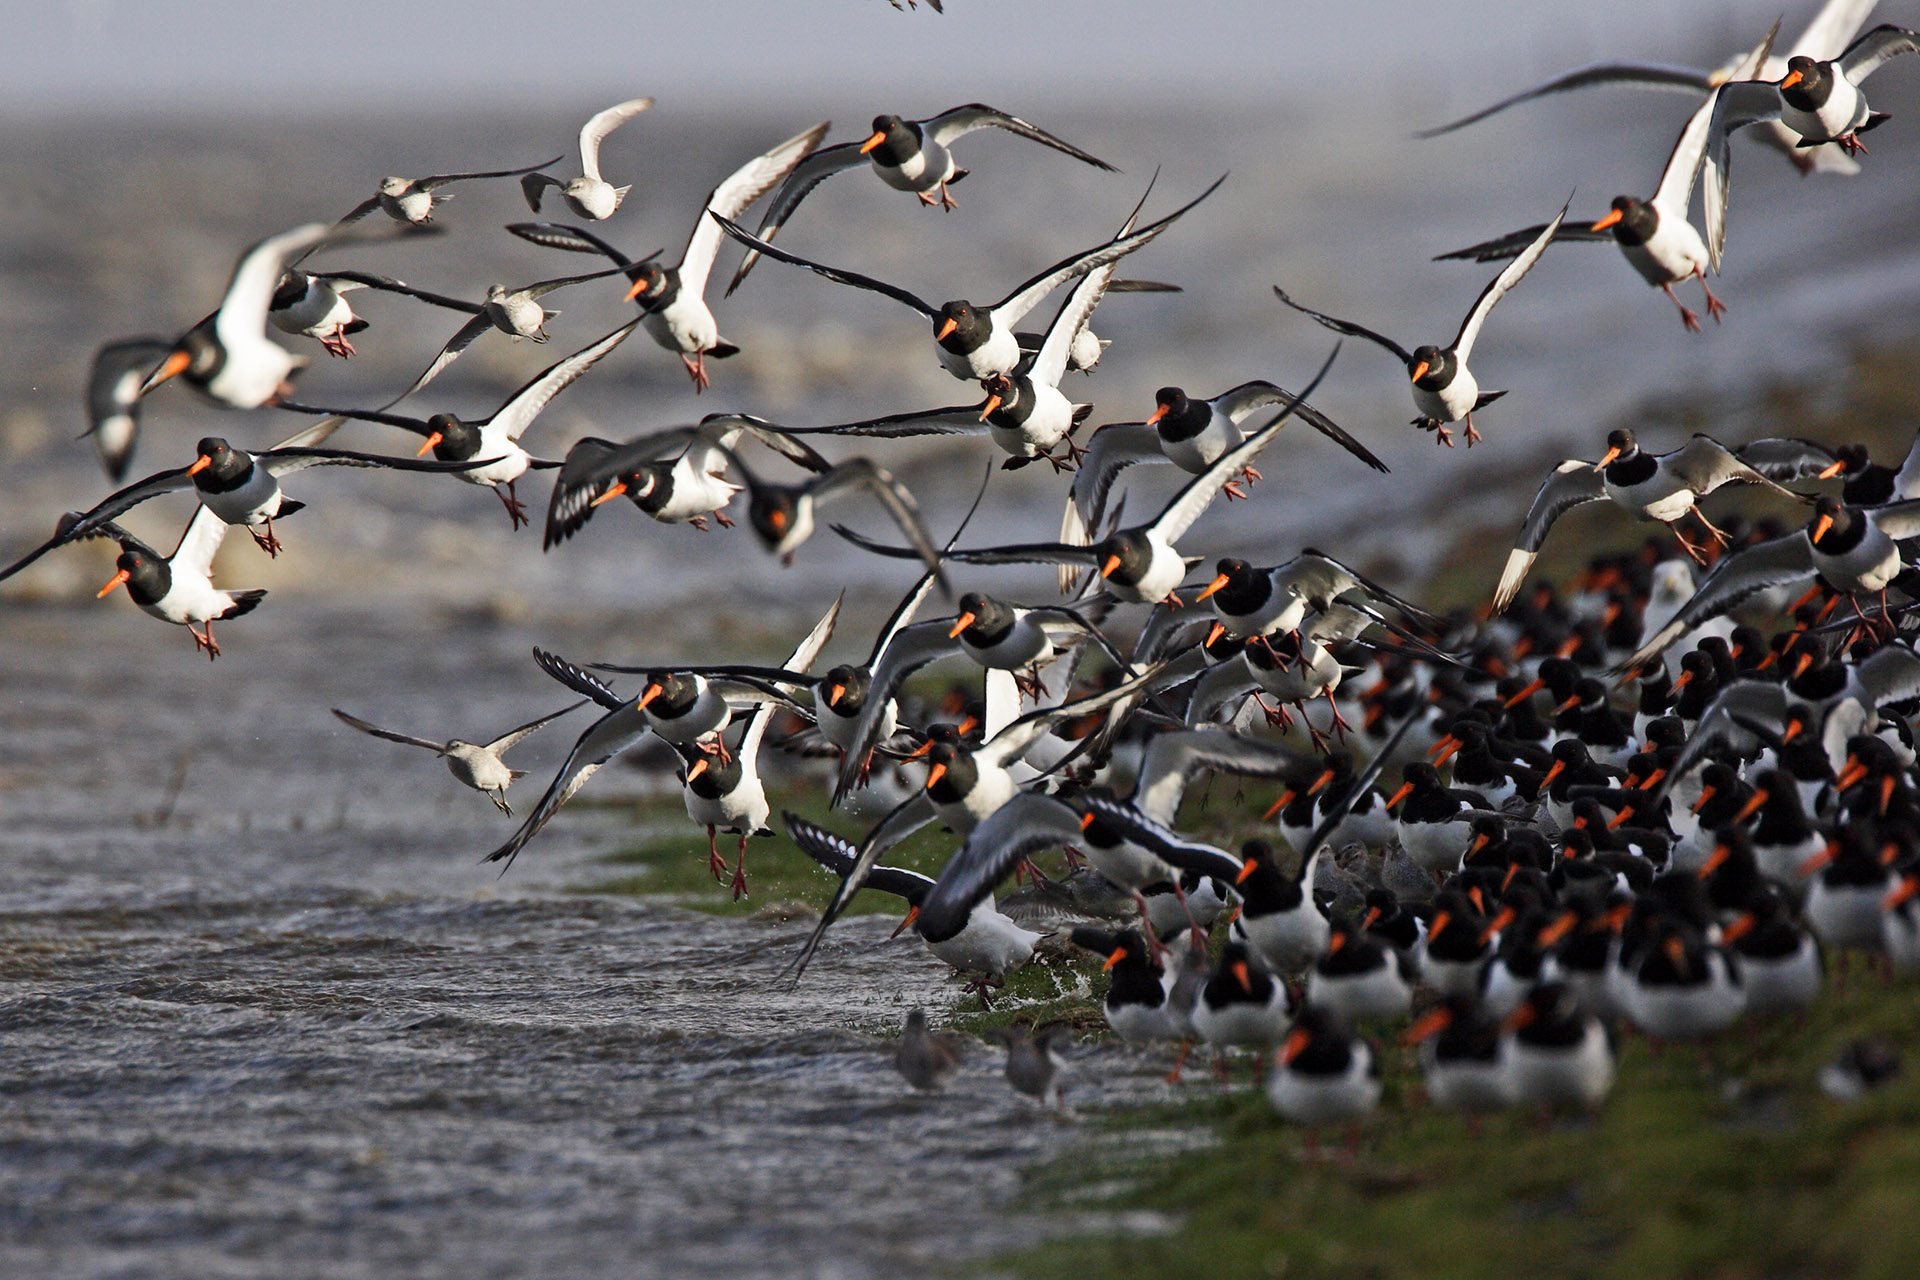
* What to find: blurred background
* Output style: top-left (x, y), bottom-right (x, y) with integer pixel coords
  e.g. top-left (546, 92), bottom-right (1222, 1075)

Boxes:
top-left (3, 0), bottom-right (1916, 626)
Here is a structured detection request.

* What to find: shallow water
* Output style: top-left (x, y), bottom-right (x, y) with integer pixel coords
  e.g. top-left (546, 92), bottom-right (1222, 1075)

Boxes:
top-left (0, 602), bottom-right (1196, 1279)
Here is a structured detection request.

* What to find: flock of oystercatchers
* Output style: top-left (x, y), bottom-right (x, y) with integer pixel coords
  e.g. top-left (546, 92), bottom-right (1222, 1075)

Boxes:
top-left (5, 2), bottom-right (1920, 1135)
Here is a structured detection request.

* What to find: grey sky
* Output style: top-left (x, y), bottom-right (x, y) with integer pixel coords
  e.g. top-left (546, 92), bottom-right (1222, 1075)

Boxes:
top-left (6, 0), bottom-right (1769, 114)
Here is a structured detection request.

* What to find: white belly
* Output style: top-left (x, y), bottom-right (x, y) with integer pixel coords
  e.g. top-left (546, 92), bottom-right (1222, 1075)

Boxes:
top-left (1622, 220), bottom-right (1708, 287)
top-left (1503, 1025), bottom-right (1614, 1108)
top-left (1414, 367), bottom-right (1477, 423)
top-left (644, 296), bottom-right (720, 356)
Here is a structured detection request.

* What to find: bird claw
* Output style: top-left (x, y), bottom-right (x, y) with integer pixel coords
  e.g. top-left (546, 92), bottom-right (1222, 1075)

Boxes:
top-left (497, 486), bottom-right (529, 530)
top-left (320, 332), bottom-right (356, 359)
top-left (682, 353), bottom-right (711, 392)
top-left (188, 623), bottom-right (222, 660)
top-left (688, 516), bottom-right (710, 531)
top-left (491, 792), bottom-right (513, 817)
top-left (1222, 480), bottom-right (1248, 501)
top-left (712, 509), bottom-right (735, 528)
top-left (249, 526), bottom-right (282, 558)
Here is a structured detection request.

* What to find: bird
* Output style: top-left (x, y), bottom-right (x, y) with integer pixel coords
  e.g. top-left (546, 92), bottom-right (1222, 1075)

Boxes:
top-left (1193, 550), bottom-right (1438, 642)
top-left (330, 702), bottom-right (586, 814)
top-left (1492, 429), bottom-right (1808, 611)
top-left (0, 420), bottom-right (486, 570)
top-left (726, 104), bottom-right (1115, 289)
top-left (1267, 1006), bottom-right (1383, 1136)
top-left (1620, 498), bottom-right (1920, 670)
top-left (1734, 429), bottom-right (1920, 507)
top-left (833, 346), bottom-right (1340, 605)
top-left (894, 1009), bottom-right (966, 1091)
top-left (720, 444), bottom-right (943, 578)
top-left (84, 506), bottom-right (265, 659)
top-left (264, 267), bottom-right (516, 360)
top-left (1272, 197), bottom-right (1568, 446)
top-left (1405, 996), bottom-right (1515, 1117)
top-left (1704, 24), bottom-right (1919, 267)
top-left (676, 599), bottom-right (837, 897)
top-left (711, 174), bottom-right (1223, 382)
top-left (784, 812), bottom-right (1046, 995)
top-left (368, 266), bottom-right (630, 402)
top-left (511, 122), bottom-right (829, 390)
top-left (1416, 0), bottom-right (1872, 175)
top-left (140, 223), bottom-right (360, 409)
top-left (84, 338), bottom-right (174, 481)
top-left (282, 319), bottom-right (640, 529)
top-left (1437, 29), bottom-right (1776, 332)
top-left (1071, 927), bottom-right (1189, 1045)
top-left (541, 413), bottom-right (832, 544)
top-left (519, 97), bottom-right (654, 219)
top-left (991, 1023), bottom-right (1074, 1108)
top-left (329, 155), bottom-right (562, 226)
top-left (1501, 981), bottom-right (1616, 1109)
top-left (1063, 383), bottom-right (1387, 570)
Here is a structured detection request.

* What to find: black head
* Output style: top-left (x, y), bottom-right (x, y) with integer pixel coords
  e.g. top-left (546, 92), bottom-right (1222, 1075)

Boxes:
top-left (934, 300), bottom-right (989, 353)
top-left (1594, 195), bottom-right (1655, 244)
top-left (924, 740), bottom-right (977, 801)
top-left (1090, 530), bottom-right (1154, 589)
top-left (101, 546), bottom-right (170, 607)
top-left (818, 664), bottom-right (870, 715)
top-left (640, 671), bottom-right (702, 718)
top-left (1408, 344), bottom-right (1452, 390)
top-left (1779, 54), bottom-right (1831, 108)
top-left (189, 436), bottom-right (250, 488)
top-left (621, 462), bottom-right (675, 514)
top-left (270, 270), bottom-right (309, 313)
top-left (421, 412), bottom-right (480, 462)
top-left (861, 114), bottom-right (920, 165)
top-left (624, 261), bottom-right (672, 309)
top-left (1602, 427), bottom-right (1637, 462)
top-left (747, 485), bottom-right (801, 547)
top-left (683, 747), bottom-right (741, 799)
top-left (953, 591), bottom-right (1014, 644)
top-left (980, 372), bottom-right (1029, 426)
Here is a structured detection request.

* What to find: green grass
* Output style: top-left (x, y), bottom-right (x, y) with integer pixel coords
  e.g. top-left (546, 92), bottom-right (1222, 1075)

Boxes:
top-left (998, 968), bottom-right (1920, 1280)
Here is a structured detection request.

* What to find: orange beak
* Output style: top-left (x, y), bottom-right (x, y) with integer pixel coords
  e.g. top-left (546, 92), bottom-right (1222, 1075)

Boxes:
top-left (1779, 69), bottom-right (1804, 90)
top-left (1799, 843), bottom-right (1839, 877)
top-left (1428, 911), bottom-right (1452, 941)
top-left (1409, 360), bottom-right (1429, 383)
top-left (1080, 811), bottom-right (1097, 831)
top-left (1885, 879), bottom-right (1919, 911)
top-left (1362, 906), bottom-right (1382, 931)
top-left (978, 394), bottom-right (1002, 421)
top-left (1536, 912), bottom-right (1577, 948)
top-left (1690, 784), bottom-right (1716, 815)
top-left (947, 611), bottom-right (977, 639)
top-left (685, 758), bottom-right (708, 781)
top-left (1466, 832), bottom-right (1491, 860)
top-left (96, 568), bottom-right (131, 599)
top-left (824, 682), bottom-right (845, 708)
top-left (1732, 789), bottom-right (1769, 824)
top-left (1146, 404), bottom-right (1168, 427)
top-left (1503, 678), bottom-right (1544, 709)
top-left (590, 480), bottom-right (629, 508)
top-left (1307, 769), bottom-right (1337, 797)
top-left (859, 129), bottom-right (888, 154)
top-left (891, 905), bottom-right (922, 939)
top-left (416, 431), bottom-right (443, 458)
top-left (1326, 931), bottom-right (1347, 956)
top-left (766, 508), bottom-right (788, 533)
top-left (1817, 459), bottom-right (1846, 480)
top-left (624, 277), bottom-right (649, 302)
top-left (935, 317), bottom-right (958, 342)
top-left (1502, 1003), bottom-right (1538, 1034)
top-left (1637, 768), bottom-right (1666, 792)
top-left (1593, 445), bottom-right (1621, 472)
top-left (1552, 694), bottom-right (1581, 717)
top-left (144, 348), bottom-right (191, 392)
top-left (1195, 573), bottom-right (1231, 602)
top-left (1402, 1006), bottom-right (1453, 1047)
top-left (1814, 513), bottom-right (1834, 542)
top-left (1699, 844), bottom-right (1730, 879)
top-left (638, 683), bottom-right (663, 710)
top-left (1432, 737), bottom-right (1464, 767)
top-left (1281, 1027), bottom-right (1312, 1064)
top-left (1231, 961), bottom-right (1252, 994)
top-left (1235, 854), bottom-right (1260, 884)
top-left (1099, 554), bottom-right (1123, 580)
top-left (1541, 759), bottom-right (1566, 789)
top-left (1591, 209), bottom-right (1624, 232)
top-left (1205, 622), bottom-right (1227, 647)
top-left (1102, 946), bottom-right (1128, 972)
top-left (186, 455), bottom-right (212, 477)
top-left (1384, 781), bottom-right (1414, 812)
top-left (1781, 718), bottom-right (1803, 743)
top-left (1477, 907), bottom-right (1515, 947)
top-left (924, 762), bottom-right (948, 790)
top-left (1606, 805), bottom-right (1635, 830)
top-left (1721, 913), bottom-right (1756, 944)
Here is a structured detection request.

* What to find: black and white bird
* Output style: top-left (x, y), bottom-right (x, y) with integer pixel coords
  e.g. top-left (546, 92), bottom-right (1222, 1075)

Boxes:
top-left (141, 223), bottom-right (349, 409)
top-left (834, 347), bottom-right (1340, 606)
top-left (330, 702), bottom-right (586, 815)
top-left (720, 443), bottom-right (942, 577)
top-left (1273, 198), bottom-right (1568, 446)
top-left (1492, 429), bottom-right (1806, 611)
top-left (712, 175), bottom-right (1222, 382)
top-left (541, 413), bottom-right (831, 544)
top-left (784, 813), bottom-right (1047, 991)
top-left (1734, 430), bottom-right (1920, 508)
top-left (1620, 498), bottom-right (1920, 670)
top-left (1438, 31), bottom-right (1775, 331)
top-left (264, 267), bottom-right (516, 360)
top-left (284, 319), bottom-right (639, 529)
top-left (1193, 550), bottom-right (1438, 642)
top-left (677, 599), bottom-right (837, 897)
top-left (518, 97), bottom-right (654, 219)
top-left (1063, 382), bottom-right (1386, 566)
top-left (727, 104), bottom-right (1115, 288)
top-left (1267, 1006), bottom-right (1383, 1132)
top-left (512, 122), bottom-right (828, 390)
top-left (1416, 1), bottom-right (1872, 175)
top-left (330, 155), bottom-right (562, 226)
top-left (1704, 24), bottom-right (1919, 267)
top-left (86, 507), bottom-right (265, 659)
top-left (85, 338), bottom-right (174, 481)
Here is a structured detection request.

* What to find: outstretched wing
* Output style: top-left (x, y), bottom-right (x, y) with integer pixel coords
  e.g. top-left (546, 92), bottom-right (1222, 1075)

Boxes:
top-left (1271, 287), bottom-right (1411, 363)
top-left (1452, 196), bottom-right (1570, 362)
top-left (1414, 62), bottom-right (1715, 139)
top-left (1491, 460), bottom-right (1607, 613)
top-left (710, 212), bottom-right (936, 317)
top-left (483, 699), bottom-right (591, 754)
top-left (923, 104), bottom-right (1117, 170)
top-left (681, 122), bottom-right (829, 301)
top-left (490, 319), bottom-right (640, 441)
top-left (483, 705), bottom-right (653, 869)
top-left (331, 709), bottom-right (445, 754)
top-left (578, 97), bottom-right (653, 180)
top-left (1615, 530), bottom-right (1813, 671)
top-left (915, 792), bottom-right (1086, 943)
